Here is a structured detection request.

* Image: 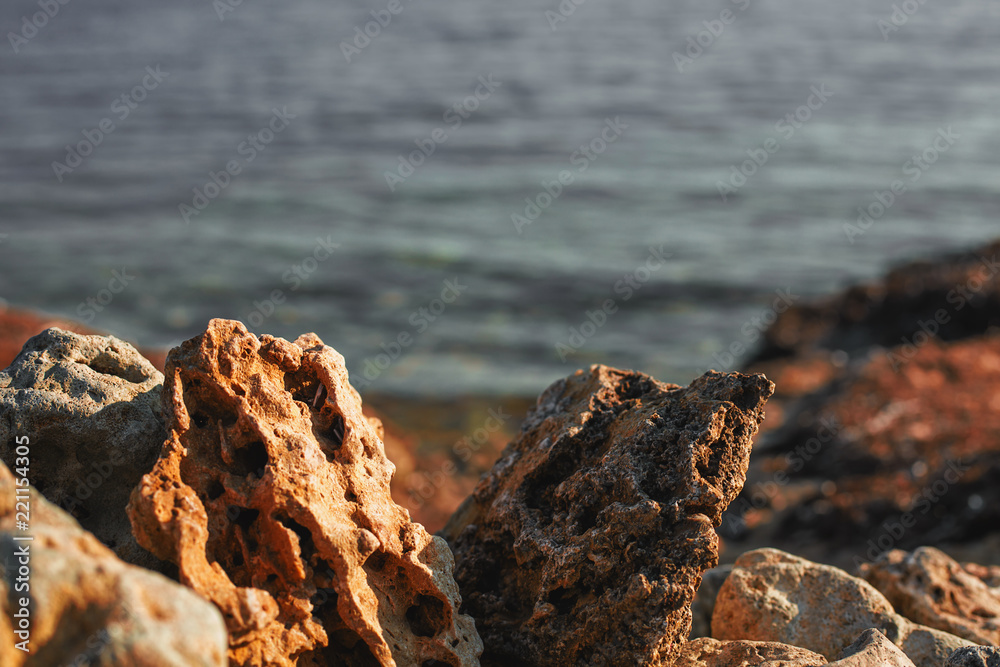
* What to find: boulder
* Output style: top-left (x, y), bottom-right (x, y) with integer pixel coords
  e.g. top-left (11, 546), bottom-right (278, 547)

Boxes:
top-left (0, 460), bottom-right (227, 666)
top-left (0, 327), bottom-right (167, 571)
top-left (826, 629), bottom-right (915, 667)
top-left (127, 319), bottom-right (481, 666)
top-left (712, 548), bottom-right (974, 667)
top-left (860, 548), bottom-right (1000, 644)
top-left (671, 638), bottom-right (826, 667)
top-left (441, 366), bottom-right (774, 666)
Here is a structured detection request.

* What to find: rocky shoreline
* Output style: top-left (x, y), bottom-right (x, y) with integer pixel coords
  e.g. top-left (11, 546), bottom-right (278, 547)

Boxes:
top-left (0, 239), bottom-right (998, 665)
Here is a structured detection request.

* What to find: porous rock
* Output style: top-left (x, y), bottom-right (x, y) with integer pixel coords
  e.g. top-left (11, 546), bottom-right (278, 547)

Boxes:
top-left (127, 319), bottom-right (481, 667)
top-left (0, 327), bottom-right (167, 571)
top-left (712, 548), bottom-right (974, 667)
top-left (826, 629), bottom-right (916, 667)
top-left (0, 460), bottom-right (227, 666)
top-left (671, 638), bottom-right (827, 667)
top-left (946, 646), bottom-right (1000, 667)
top-left (860, 547), bottom-right (1000, 644)
top-left (441, 366), bottom-right (775, 666)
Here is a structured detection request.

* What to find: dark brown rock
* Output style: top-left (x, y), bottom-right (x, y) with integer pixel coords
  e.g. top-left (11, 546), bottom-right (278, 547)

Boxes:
top-left (946, 647), bottom-right (1000, 667)
top-left (441, 366), bottom-right (774, 666)
top-left (128, 319), bottom-right (481, 667)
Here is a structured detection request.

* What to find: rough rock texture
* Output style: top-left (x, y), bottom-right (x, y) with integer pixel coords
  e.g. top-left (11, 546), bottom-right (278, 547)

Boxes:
top-left (946, 647), bottom-right (1000, 667)
top-left (0, 327), bottom-right (168, 571)
top-left (691, 564), bottom-right (733, 639)
top-left (827, 629), bottom-right (916, 667)
top-left (127, 319), bottom-right (481, 667)
top-left (712, 549), bottom-right (975, 667)
top-left (671, 638), bottom-right (826, 667)
top-left (0, 460), bottom-right (227, 666)
top-left (860, 548), bottom-right (1000, 644)
top-left (441, 366), bottom-right (775, 666)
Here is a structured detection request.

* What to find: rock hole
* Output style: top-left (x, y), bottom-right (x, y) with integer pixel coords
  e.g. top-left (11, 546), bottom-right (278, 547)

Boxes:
top-left (345, 490), bottom-right (358, 503)
top-left (192, 412), bottom-right (210, 429)
top-left (406, 595), bottom-right (447, 638)
top-left (207, 480), bottom-right (226, 500)
top-left (234, 440), bottom-right (269, 479)
top-left (232, 550), bottom-right (244, 567)
top-left (230, 506), bottom-right (259, 532)
top-left (548, 586), bottom-right (576, 615)
top-left (82, 352), bottom-right (148, 383)
top-left (971, 607), bottom-right (997, 618)
top-left (365, 551), bottom-right (389, 573)
top-left (316, 414), bottom-right (345, 462)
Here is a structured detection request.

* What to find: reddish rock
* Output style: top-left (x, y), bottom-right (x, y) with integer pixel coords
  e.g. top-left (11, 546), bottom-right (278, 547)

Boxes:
top-left (860, 548), bottom-right (1000, 644)
top-left (128, 319), bottom-right (481, 667)
top-left (441, 366), bottom-right (774, 666)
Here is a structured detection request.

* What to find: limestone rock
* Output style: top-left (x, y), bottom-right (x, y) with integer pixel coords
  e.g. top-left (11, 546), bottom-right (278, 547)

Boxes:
top-left (946, 647), bottom-right (1000, 667)
top-left (441, 366), bottom-right (775, 666)
top-left (860, 548), bottom-right (1000, 644)
top-left (827, 629), bottom-right (916, 667)
top-left (671, 638), bottom-right (827, 667)
top-left (691, 564), bottom-right (733, 639)
top-left (0, 460), bottom-right (227, 666)
top-left (712, 549), bottom-right (974, 667)
top-left (127, 319), bottom-right (481, 667)
top-left (0, 327), bottom-right (167, 571)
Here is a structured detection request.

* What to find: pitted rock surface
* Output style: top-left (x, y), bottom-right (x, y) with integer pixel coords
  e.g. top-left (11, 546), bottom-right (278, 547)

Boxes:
top-left (441, 366), bottom-right (774, 666)
top-left (860, 548), bottom-right (1000, 644)
top-left (0, 327), bottom-right (167, 571)
top-left (671, 638), bottom-right (827, 667)
top-left (127, 319), bottom-right (481, 667)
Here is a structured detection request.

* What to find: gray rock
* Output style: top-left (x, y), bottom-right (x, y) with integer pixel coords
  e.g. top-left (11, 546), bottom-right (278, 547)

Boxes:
top-left (827, 629), bottom-right (916, 667)
top-left (947, 647), bottom-right (1000, 667)
top-left (0, 460), bottom-right (227, 666)
top-left (0, 327), bottom-right (166, 570)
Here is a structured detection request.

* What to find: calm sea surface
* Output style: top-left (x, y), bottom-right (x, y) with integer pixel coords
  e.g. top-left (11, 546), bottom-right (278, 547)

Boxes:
top-left (1, 0), bottom-right (998, 396)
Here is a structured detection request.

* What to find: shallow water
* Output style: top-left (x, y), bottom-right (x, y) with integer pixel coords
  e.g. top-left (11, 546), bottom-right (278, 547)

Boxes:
top-left (0, 0), bottom-right (998, 396)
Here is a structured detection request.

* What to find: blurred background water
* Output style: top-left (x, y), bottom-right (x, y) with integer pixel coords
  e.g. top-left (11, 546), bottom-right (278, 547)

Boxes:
top-left (0, 0), bottom-right (997, 398)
